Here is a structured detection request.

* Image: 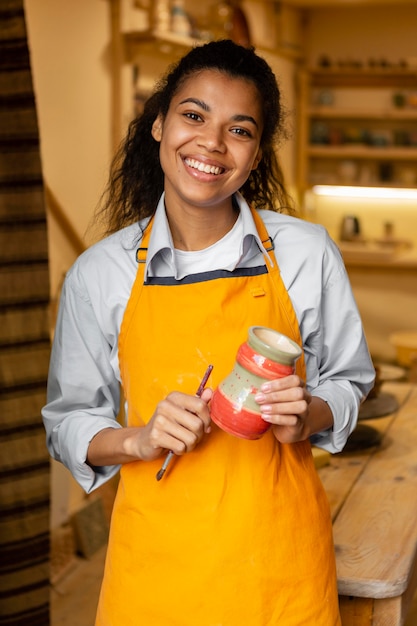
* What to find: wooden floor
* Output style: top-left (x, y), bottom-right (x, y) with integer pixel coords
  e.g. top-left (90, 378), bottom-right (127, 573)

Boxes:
top-left (51, 545), bottom-right (417, 625)
top-left (51, 546), bottom-right (105, 626)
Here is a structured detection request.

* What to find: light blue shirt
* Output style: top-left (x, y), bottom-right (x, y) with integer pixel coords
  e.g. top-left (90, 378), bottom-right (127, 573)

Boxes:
top-left (42, 193), bottom-right (375, 492)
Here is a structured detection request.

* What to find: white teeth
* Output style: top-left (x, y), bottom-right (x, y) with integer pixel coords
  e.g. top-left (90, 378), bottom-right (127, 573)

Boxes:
top-left (185, 158), bottom-right (222, 175)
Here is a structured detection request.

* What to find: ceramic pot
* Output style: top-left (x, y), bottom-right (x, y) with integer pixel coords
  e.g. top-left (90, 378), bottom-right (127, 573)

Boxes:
top-left (210, 326), bottom-right (302, 440)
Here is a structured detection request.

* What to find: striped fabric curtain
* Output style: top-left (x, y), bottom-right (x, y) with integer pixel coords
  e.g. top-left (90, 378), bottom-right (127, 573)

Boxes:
top-left (0, 1), bottom-right (51, 625)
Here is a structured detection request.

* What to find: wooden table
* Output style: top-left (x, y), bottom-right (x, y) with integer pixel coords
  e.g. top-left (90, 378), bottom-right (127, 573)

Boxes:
top-left (318, 382), bottom-right (417, 626)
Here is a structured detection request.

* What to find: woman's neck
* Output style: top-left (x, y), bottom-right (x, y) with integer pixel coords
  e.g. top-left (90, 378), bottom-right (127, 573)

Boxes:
top-left (166, 202), bottom-right (239, 251)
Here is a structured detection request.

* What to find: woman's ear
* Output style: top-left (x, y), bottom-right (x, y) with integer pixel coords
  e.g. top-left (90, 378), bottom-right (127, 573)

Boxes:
top-left (151, 115), bottom-right (163, 142)
top-left (251, 148), bottom-right (262, 170)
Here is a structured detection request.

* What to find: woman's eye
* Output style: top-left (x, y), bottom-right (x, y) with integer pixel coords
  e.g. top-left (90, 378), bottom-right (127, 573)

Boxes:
top-left (232, 127), bottom-right (252, 137)
top-left (184, 112), bottom-right (202, 121)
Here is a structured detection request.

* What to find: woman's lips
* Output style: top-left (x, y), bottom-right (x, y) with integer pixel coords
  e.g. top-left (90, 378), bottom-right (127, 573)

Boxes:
top-left (184, 157), bottom-right (225, 176)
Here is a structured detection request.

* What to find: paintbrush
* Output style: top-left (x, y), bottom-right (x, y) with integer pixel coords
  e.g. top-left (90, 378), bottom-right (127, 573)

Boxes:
top-left (156, 364), bottom-right (214, 481)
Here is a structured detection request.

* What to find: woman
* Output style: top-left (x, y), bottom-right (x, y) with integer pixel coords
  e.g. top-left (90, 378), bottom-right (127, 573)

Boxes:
top-left (43, 40), bottom-right (374, 625)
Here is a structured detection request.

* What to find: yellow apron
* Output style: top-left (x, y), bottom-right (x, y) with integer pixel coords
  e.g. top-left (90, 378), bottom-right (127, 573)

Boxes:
top-left (95, 209), bottom-right (341, 626)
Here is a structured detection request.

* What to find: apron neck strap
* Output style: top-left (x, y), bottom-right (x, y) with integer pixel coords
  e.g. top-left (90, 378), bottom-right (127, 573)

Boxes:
top-left (249, 207), bottom-right (279, 269)
top-left (135, 216), bottom-right (154, 263)
top-left (135, 207), bottom-right (278, 267)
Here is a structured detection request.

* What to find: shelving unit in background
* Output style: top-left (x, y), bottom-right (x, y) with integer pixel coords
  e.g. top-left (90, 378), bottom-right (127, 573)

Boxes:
top-left (296, 67), bottom-right (417, 201)
top-left (109, 0), bottom-right (305, 152)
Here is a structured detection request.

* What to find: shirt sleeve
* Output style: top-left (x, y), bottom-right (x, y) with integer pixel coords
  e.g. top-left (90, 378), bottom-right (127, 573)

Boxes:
top-left (303, 236), bottom-right (375, 453)
top-left (42, 271), bottom-right (122, 493)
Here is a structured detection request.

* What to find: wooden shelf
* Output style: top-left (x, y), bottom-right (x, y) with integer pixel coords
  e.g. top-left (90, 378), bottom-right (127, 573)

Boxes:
top-left (308, 107), bottom-right (417, 121)
top-left (123, 29), bottom-right (204, 62)
top-left (308, 67), bottom-right (417, 88)
top-left (122, 29), bottom-right (299, 66)
top-left (307, 146), bottom-right (417, 160)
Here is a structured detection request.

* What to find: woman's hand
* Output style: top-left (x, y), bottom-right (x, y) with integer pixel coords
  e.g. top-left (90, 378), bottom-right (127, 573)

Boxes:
top-left (87, 388), bottom-right (213, 467)
top-left (136, 388), bottom-right (213, 461)
top-left (255, 375), bottom-right (332, 444)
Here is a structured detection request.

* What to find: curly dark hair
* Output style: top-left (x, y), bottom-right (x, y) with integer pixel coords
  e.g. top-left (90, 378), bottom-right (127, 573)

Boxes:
top-left (98, 39), bottom-right (293, 234)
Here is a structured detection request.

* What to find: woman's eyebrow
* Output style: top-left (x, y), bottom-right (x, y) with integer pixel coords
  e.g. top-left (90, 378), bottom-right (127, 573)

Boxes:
top-left (233, 114), bottom-right (259, 128)
top-left (178, 98), bottom-right (258, 127)
top-left (179, 97), bottom-right (209, 111)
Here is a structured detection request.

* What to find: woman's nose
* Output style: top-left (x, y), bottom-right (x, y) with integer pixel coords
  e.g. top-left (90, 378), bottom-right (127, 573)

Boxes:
top-left (197, 125), bottom-right (226, 152)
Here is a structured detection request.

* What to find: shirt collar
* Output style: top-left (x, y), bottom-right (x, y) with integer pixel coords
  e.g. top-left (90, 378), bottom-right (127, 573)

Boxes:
top-left (141, 192), bottom-right (273, 279)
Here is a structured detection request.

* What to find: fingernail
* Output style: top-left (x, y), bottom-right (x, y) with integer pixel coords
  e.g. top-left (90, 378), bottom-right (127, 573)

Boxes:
top-left (261, 382), bottom-right (271, 392)
top-left (255, 393), bottom-right (265, 403)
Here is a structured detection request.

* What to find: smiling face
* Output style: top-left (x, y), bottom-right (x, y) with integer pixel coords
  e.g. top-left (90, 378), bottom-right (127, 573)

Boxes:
top-left (151, 69), bottom-right (263, 217)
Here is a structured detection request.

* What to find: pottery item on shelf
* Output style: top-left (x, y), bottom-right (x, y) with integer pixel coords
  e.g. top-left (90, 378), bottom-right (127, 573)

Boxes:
top-left (210, 0), bottom-right (251, 47)
top-left (170, 0), bottom-right (193, 36)
top-left (210, 326), bottom-right (302, 440)
top-left (317, 89), bottom-right (334, 106)
top-left (398, 166), bottom-right (416, 186)
top-left (392, 92), bottom-right (406, 108)
top-left (340, 215), bottom-right (361, 241)
top-left (338, 159), bottom-right (359, 184)
top-left (151, 0), bottom-right (171, 33)
top-left (378, 161), bottom-right (394, 182)
top-left (310, 121), bottom-right (330, 145)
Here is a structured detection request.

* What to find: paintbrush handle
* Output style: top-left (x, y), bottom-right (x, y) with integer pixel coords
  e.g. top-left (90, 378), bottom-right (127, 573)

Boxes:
top-left (155, 364), bottom-right (213, 481)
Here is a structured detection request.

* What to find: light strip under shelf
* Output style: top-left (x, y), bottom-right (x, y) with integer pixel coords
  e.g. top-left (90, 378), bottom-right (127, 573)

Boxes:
top-left (312, 185), bottom-right (417, 200)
